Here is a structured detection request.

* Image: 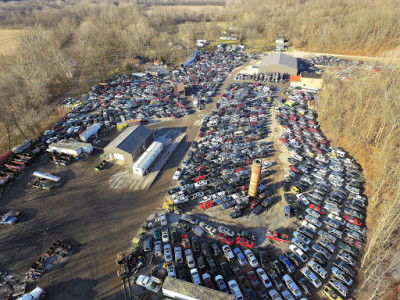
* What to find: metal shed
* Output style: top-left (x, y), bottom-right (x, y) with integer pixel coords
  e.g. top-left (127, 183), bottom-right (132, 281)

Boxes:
top-left (103, 125), bottom-right (153, 163)
top-left (162, 277), bottom-right (234, 300)
top-left (259, 53), bottom-right (298, 75)
top-left (47, 141), bottom-right (93, 157)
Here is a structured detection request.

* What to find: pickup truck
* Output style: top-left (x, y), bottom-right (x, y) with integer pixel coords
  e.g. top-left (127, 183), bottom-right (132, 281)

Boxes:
top-left (136, 275), bottom-right (162, 293)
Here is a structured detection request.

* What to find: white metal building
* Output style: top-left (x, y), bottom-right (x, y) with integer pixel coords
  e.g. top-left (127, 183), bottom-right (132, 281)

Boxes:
top-left (162, 277), bottom-right (234, 300)
top-left (47, 141), bottom-right (93, 156)
top-left (132, 142), bottom-right (163, 175)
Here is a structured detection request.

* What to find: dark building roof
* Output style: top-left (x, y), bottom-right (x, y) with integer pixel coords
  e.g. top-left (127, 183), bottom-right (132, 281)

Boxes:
top-left (301, 72), bottom-right (322, 79)
top-left (104, 125), bottom-right (152, 155)
top-left (260, 53), bottom-right (298, 70)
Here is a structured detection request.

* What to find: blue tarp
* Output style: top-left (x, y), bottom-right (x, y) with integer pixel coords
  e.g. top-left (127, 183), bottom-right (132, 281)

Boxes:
top-left (183, 51), bottom-right (200, 67)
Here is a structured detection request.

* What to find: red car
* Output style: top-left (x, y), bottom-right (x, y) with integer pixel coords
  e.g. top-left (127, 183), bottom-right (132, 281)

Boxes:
top-left (240, 185), bottom-right (248, 191)
top-left (344, 215), bottom-right (362, 226)
top-left (236, 167), bottom-right (246, 173)
top-left (289, 165), bottom-right (300, 174)
top-left (309, 204), bottom-right (326, 215)
top-left (236, 237), bottom-right (254, 249)
top-left (181, 234), bottom-right (190, 249)
top-left (280, 137), bottom-right (288, 143)
top-left (218, 233), bottom-right (234, 245)
top-left (245, 267), bottom-right (261, 288)
top-left (195, 165), bottom-right (207, 172)
top-left (194, 175), bottom-right (206, 182)
top-left (251, 199), bottom-right (261, 209)
top-left (200, 201), bottom-right (214, 209)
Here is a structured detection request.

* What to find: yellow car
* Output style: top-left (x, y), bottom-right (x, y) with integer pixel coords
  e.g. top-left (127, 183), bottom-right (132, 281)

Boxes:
top-left (327, 152), bottom-right (337, 158)
top-left (306, 151), bottom-right (315, 158)
top-left (290, 186), bottom-right (300, 194)
top-left (322, 286), bottom-right (343, 300)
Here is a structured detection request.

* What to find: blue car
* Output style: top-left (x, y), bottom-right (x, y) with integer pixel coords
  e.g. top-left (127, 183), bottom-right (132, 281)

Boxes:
top-left (279, 255), bottom-right (296, 273)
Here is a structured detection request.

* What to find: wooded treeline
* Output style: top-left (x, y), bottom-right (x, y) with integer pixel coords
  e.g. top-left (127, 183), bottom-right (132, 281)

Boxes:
top-left (317, 70), bottom-right (400, 300)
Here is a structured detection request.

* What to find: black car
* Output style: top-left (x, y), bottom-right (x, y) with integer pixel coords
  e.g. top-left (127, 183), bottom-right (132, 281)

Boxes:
top-left (333, 259), bottom-right (356, 277)
top-left (219, 261), bottom-right (232, 277)
top-left (294, 274), bottom-right (315, 295)
top-left (287, 251), bottom-right (303, 267)
top-left (170, 227), bottom-right (179, 244)
top-left (271, 259), bottom-right (286, 275)
top-left (206, 257), bottom-right (218, 274)
top-left (177, 267), bottom-right (188, 282)
top-left (181, 223), bottom-right (190, 232)
top-left (191, 236), bottom-right (200, 252)
top-left (201, 243), bottom-right (212, 257)
top-left (309, 250), bottom-right (327, 266)
top-left (231, 263), bottom-right (246, 283)
top-left (242, 285), bottom-right (258, 300)
top-left (258, 288), bottom-right (268, 299)
top-left (251, 205), bottom-right (263, 215)
top-left (211, 243), bottom-right (222, 256)
top-left (292, 206), bottom-right (304, 220)
top-left (259, 250), bottom-right (269, 266)
top-left (197, 255), bottom-right (207, 272)
top-left (230, 210), bottom-right (243, 218)
top-left (268, 269), bottom-right (284, 290)
top-left (284, 193), bottom-right (295, 205)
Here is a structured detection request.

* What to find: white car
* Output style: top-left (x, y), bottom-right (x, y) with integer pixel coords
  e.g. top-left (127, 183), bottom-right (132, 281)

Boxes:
top-left (256, 268), bottom-right (272, 288)
top-left (173, 168), bottom-right (182, 180)
top-left (293, 231), bottom-right (311, 245)
top-left (281, 290), bottom-right (295, 300)
top-left (300, 267), bottom-right (322, 288)
top-left (167, 264), bottom-right (176, 278)
top-left (164, 244), bottom-right (173, 262)
top-left (218, 225), bottom-right (235, 237)
top-left (282, 274), bottom-right (302, 298)
top-left (337, 252), bottom-right (356, 267)
top-left (308, 260), bottom-right (328, 279)
top-left (228, 279), bottom-right (244, 300)
top-left (17, 287), bottom-right (46, 300)
top-left (327, 227), bottom-right (343, 239)
top-left (154, 241), bottom-right (162, 257)
top-left (161, 228), bottom-right (170, 243)
top-left (305, 208), bottom-right (320, 219)
top-left (204, 224), bottom-right (218, 236)
top-left (222, 245), bottom-right (235, 261)
top-left (160, 213), bottom-right (167, 226)
top-left (331, 267), bottom-right (353, 286)
top-left (289, 245), bottom-right (308, 263)
top-left (244, 249), bottom-right (259, 267)
top-left (190, 268), bottom-right (201, 285)
top-left (194, 180), bottom-right (207, 188)
top-left (304, 215), bottom-right (322, 228)
top-left (291, 238), bottom-right (309, 252)
top-left (268, 289), bottom-right (283, 300)
top-left (185, 249), bottom-right (195, 268)
top-left (174, 247), bottom-right (183, 263)
top-left (329, 279), bottom-right (349, 297)
top-left (174, 196), bottom-right (189, 204)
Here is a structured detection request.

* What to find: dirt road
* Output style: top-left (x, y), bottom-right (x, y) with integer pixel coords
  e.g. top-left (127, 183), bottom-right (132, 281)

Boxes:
top-left (0, 61), bottom-right (253, 299)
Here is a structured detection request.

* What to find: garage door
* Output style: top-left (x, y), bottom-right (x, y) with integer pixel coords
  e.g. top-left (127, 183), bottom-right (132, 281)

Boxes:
top-left (113, 153), bottom-right (125, 161)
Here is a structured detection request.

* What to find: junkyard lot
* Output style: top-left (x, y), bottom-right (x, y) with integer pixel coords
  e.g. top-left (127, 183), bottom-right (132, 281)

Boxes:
top-left (0, 62), bottom-right (259, 299)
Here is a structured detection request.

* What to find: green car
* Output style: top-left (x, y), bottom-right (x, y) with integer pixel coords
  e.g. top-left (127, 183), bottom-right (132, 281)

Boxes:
top-left (153, 228), bottom-right (161, 240)
top-left (338, 242), bottom-right (359, 257)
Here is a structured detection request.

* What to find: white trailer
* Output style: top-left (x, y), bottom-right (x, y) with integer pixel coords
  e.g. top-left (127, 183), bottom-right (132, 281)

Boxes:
top-left (33, 171), bottom-right (61, 182)
top-left (132, 142), bottom-right (163, 175)
top-left (79, 124), bottom-right (101, 142)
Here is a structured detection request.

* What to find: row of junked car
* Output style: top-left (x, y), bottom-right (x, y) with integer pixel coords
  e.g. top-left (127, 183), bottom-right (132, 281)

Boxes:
top-left (169, 83), bottom-right (278, 220)
top-left (164, 88), bottom-right (366, 299)
top-left (271, 90), bottom-right (367, 299)
top-left (40, 51), bottom-right (252, 145)
top-left (142, 210), bottom-right (319, 300)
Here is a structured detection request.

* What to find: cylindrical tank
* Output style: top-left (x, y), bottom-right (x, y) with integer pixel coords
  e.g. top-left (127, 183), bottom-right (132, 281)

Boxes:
top-left (33, 171), bottom-right (61, 182)
top-left (248, 159), bottom-right (262, 197)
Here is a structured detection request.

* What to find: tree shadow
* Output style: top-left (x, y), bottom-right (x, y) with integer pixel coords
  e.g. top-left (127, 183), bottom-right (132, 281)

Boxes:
top-left (46, 277), bottom-right (97, 300)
